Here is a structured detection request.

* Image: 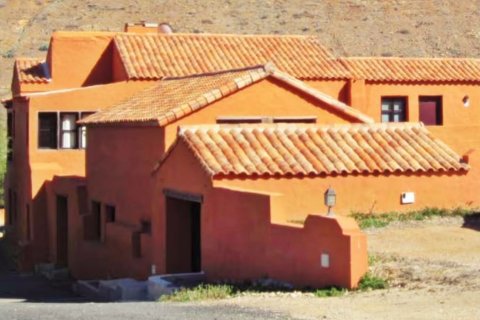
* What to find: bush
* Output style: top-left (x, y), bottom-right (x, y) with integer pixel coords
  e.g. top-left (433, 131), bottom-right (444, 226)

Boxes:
top-left (38, 44), bottom-right (49, 51)
top-left (159, 284), bottom-right (235, 302)
top-left (314, 286), bottom-right (346, 297)
top-left (351, 207), bottom-right (477, 229)
top-left (2, 49), bottom-right (14, 58)
top-left (358, 273), bottom-right (388, 291)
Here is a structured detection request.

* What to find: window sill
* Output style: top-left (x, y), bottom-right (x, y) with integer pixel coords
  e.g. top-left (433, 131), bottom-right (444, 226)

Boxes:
top-left (36, 148), bottom-right (86, 152)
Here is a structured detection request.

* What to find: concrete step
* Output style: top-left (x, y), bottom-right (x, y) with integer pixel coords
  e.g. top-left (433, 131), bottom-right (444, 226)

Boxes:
top-left (34, 263), bottom-right (70, 281)
top-left (74, 278), bottom-right (148, 302)
top-left (148, 272), bottom-right (206, 300)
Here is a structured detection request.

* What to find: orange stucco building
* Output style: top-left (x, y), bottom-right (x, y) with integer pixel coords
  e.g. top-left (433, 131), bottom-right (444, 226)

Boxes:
top-left (4, 22), bottom-right (480, 289)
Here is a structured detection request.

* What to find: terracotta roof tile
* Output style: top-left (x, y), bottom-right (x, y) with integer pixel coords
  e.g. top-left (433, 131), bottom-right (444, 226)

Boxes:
top-left (80, 65), bottom-right (373, 126)
top-left (15, 58), bottom-right (50, 84)
top-left (177, 123), bottom-right (469, 177)
top-left (340, 57), bottom-right (480, 82)
top-left (114, 33), bottom-right (349, 80)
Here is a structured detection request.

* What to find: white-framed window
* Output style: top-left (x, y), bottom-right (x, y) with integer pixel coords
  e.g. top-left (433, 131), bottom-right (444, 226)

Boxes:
top-left (38, 111), bottom-right (94, 150)
top-left (381, 97), bottom-right (407, 123)
top-left (60, 113), bottom-right (78, 149)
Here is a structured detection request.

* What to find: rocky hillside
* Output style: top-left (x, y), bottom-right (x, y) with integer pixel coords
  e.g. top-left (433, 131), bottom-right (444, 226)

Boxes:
top-left (1, 0), bottom-right (480, 98)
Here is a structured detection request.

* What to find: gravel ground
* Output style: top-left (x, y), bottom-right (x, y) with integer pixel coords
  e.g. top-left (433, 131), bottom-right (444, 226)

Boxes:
top-left (0, 302), bottom-right (286, 320)
top-left (1, 216), bottom-right (479, 319)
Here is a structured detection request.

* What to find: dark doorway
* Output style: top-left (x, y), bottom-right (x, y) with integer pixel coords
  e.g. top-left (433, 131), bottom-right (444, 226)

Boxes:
top-left (56, 195), bottom-right (68, 267)
top-left (419, 96), bottom-right (443, 125)
top-left (165, 196), bottom-right (201, 273)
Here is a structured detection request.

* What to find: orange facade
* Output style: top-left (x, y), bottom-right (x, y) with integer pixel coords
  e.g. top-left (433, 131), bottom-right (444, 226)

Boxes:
top-left (5, 26), bottom-right (480, 289)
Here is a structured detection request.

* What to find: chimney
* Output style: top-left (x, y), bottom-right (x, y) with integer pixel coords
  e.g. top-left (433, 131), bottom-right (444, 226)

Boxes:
top-left (124, 21), bottom-right (173, 34)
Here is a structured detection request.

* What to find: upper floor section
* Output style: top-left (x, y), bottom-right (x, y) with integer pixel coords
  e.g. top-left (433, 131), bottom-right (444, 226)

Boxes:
top-left (11, 22), bottom-right (350, 96)
top-left (10, 22), bottom-right (480, 129)
top-left (7, 24), bottom-right (480, 176)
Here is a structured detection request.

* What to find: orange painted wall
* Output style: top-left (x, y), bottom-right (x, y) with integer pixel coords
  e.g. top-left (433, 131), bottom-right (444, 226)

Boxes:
top-left (214, 171), bottom-right (474, 218)
top-left (5, 80), bottom-right (155, 268)
top-left (152, 139), bottom-right (213, 278)
top-left (27, 81), bottom-right (153, 197)
top-left (14, 32), bottom-right (119, 95)
top-left (50, 176), bottom-right (152, 280)
top-left (82, 78), bottom-right (361, 275)
top-left (86, 78), bottom-right (358, 237)
top-left (46, 32), bottom-right (116, 88)
top-left (152, 140), bottom-right (367, 288)
top-left (212, 124), bottom-right (480, 217)
top-left (164, 78), bottom-right (355, 147)
top-left (305, 79), bottom-right (349, 103)
top-left (86, 125), bottom-right (165, 228)
top-left (350, 81), bottom-right (480, 126)
top-left (112, 45), bottom-right (129, 82)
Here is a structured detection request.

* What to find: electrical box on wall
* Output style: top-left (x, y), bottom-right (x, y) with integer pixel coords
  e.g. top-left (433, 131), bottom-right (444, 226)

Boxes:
top-left (401, 192), bottom-right (415, 204)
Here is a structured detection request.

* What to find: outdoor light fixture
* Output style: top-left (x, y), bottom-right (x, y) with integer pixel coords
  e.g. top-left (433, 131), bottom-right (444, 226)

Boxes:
top-left (324, 187), bottom-right (336, 217)
top-left (463, 95), bottom-right (470, 107)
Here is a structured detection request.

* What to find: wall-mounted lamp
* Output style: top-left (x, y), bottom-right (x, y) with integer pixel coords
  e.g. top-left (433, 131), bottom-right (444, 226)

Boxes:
top-left (324, 187), bottom-right (336, 217)
top-left (463, 95), bottom-right (470, 108)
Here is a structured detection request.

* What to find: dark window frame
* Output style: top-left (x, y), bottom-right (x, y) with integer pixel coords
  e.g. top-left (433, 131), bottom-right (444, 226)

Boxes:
top-left (419, 96), bottom-right (443, 126)
top-left (26, 203), bottom-right (32, 241)
top-left (12, 191), bottom-right (18, 225)
top-left (105, 204), bottom-right (116, 223)
top-left (91, 200), bottom-right (102, 241)
top-left (38, 112), bottom-right (58, 149)
top-left (216, 116), bottom-right (317, 124)
top-left (381, 97), bottom-right (408, 123)
top-left (7, 189), bottom-right (13, 225)
top-left (7, 111), bottom-right (13, 161)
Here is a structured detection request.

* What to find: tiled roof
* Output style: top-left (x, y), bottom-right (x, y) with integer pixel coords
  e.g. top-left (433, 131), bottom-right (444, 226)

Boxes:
top-left (15, 58), bottom-right (50, 83)
top-left (113, 33), bottom-right (350, 80)
top-left (177, 123), bottom-right (468, 177)
top-left (340, 57), bottom-right (480, 82)
top-left (80, 65), bottom-right (373, 126)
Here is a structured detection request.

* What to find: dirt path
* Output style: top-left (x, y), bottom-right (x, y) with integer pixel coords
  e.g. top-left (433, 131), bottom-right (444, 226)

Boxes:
top-left (202, 216), bottom-right (480, 319)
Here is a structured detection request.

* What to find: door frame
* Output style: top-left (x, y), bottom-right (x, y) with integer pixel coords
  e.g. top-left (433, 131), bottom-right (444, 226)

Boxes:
top-left (56, 194), bottom-right (69, 267)
top-left (164, 189), bottom-right (203, 274)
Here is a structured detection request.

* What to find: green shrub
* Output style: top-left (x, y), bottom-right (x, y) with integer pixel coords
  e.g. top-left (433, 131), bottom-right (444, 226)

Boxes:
top-left (2, 49), bottom-right (15, 58)
top-left (351, 207), bottom-right (478, 229)
top-left (159, 284), bottom-right (235, 302)
top-left (368, 254), bottom-right (379, 266)
top-left (314, 286), bottom-right (346, 297)
top-left (38, 44), bottom-right (49, 51)
top-left (358, 273), bottom-right (388, 291)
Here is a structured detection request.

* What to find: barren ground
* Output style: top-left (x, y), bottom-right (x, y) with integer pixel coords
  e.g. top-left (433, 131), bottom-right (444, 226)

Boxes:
top-left (197, 216), bottom-right (480, 319)
top-left (1, 0), bottom-right (480, 98)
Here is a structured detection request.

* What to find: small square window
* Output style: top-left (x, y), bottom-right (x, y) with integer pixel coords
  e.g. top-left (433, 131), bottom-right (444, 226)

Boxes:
top-left (140, 220), bottom-right (151, 234)
top-left (419, 96), bottom-right (443, 126)
top-left (105, 205), bottom-right (116, 223)
top-left (381, 97), bottom-right (407, 123)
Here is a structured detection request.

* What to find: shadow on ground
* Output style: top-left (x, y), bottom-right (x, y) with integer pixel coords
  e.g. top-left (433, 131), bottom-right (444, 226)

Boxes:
top-left (462, 213), bottom-right (480, 231)
top-left (0, 237), bottom-right (87, 303)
